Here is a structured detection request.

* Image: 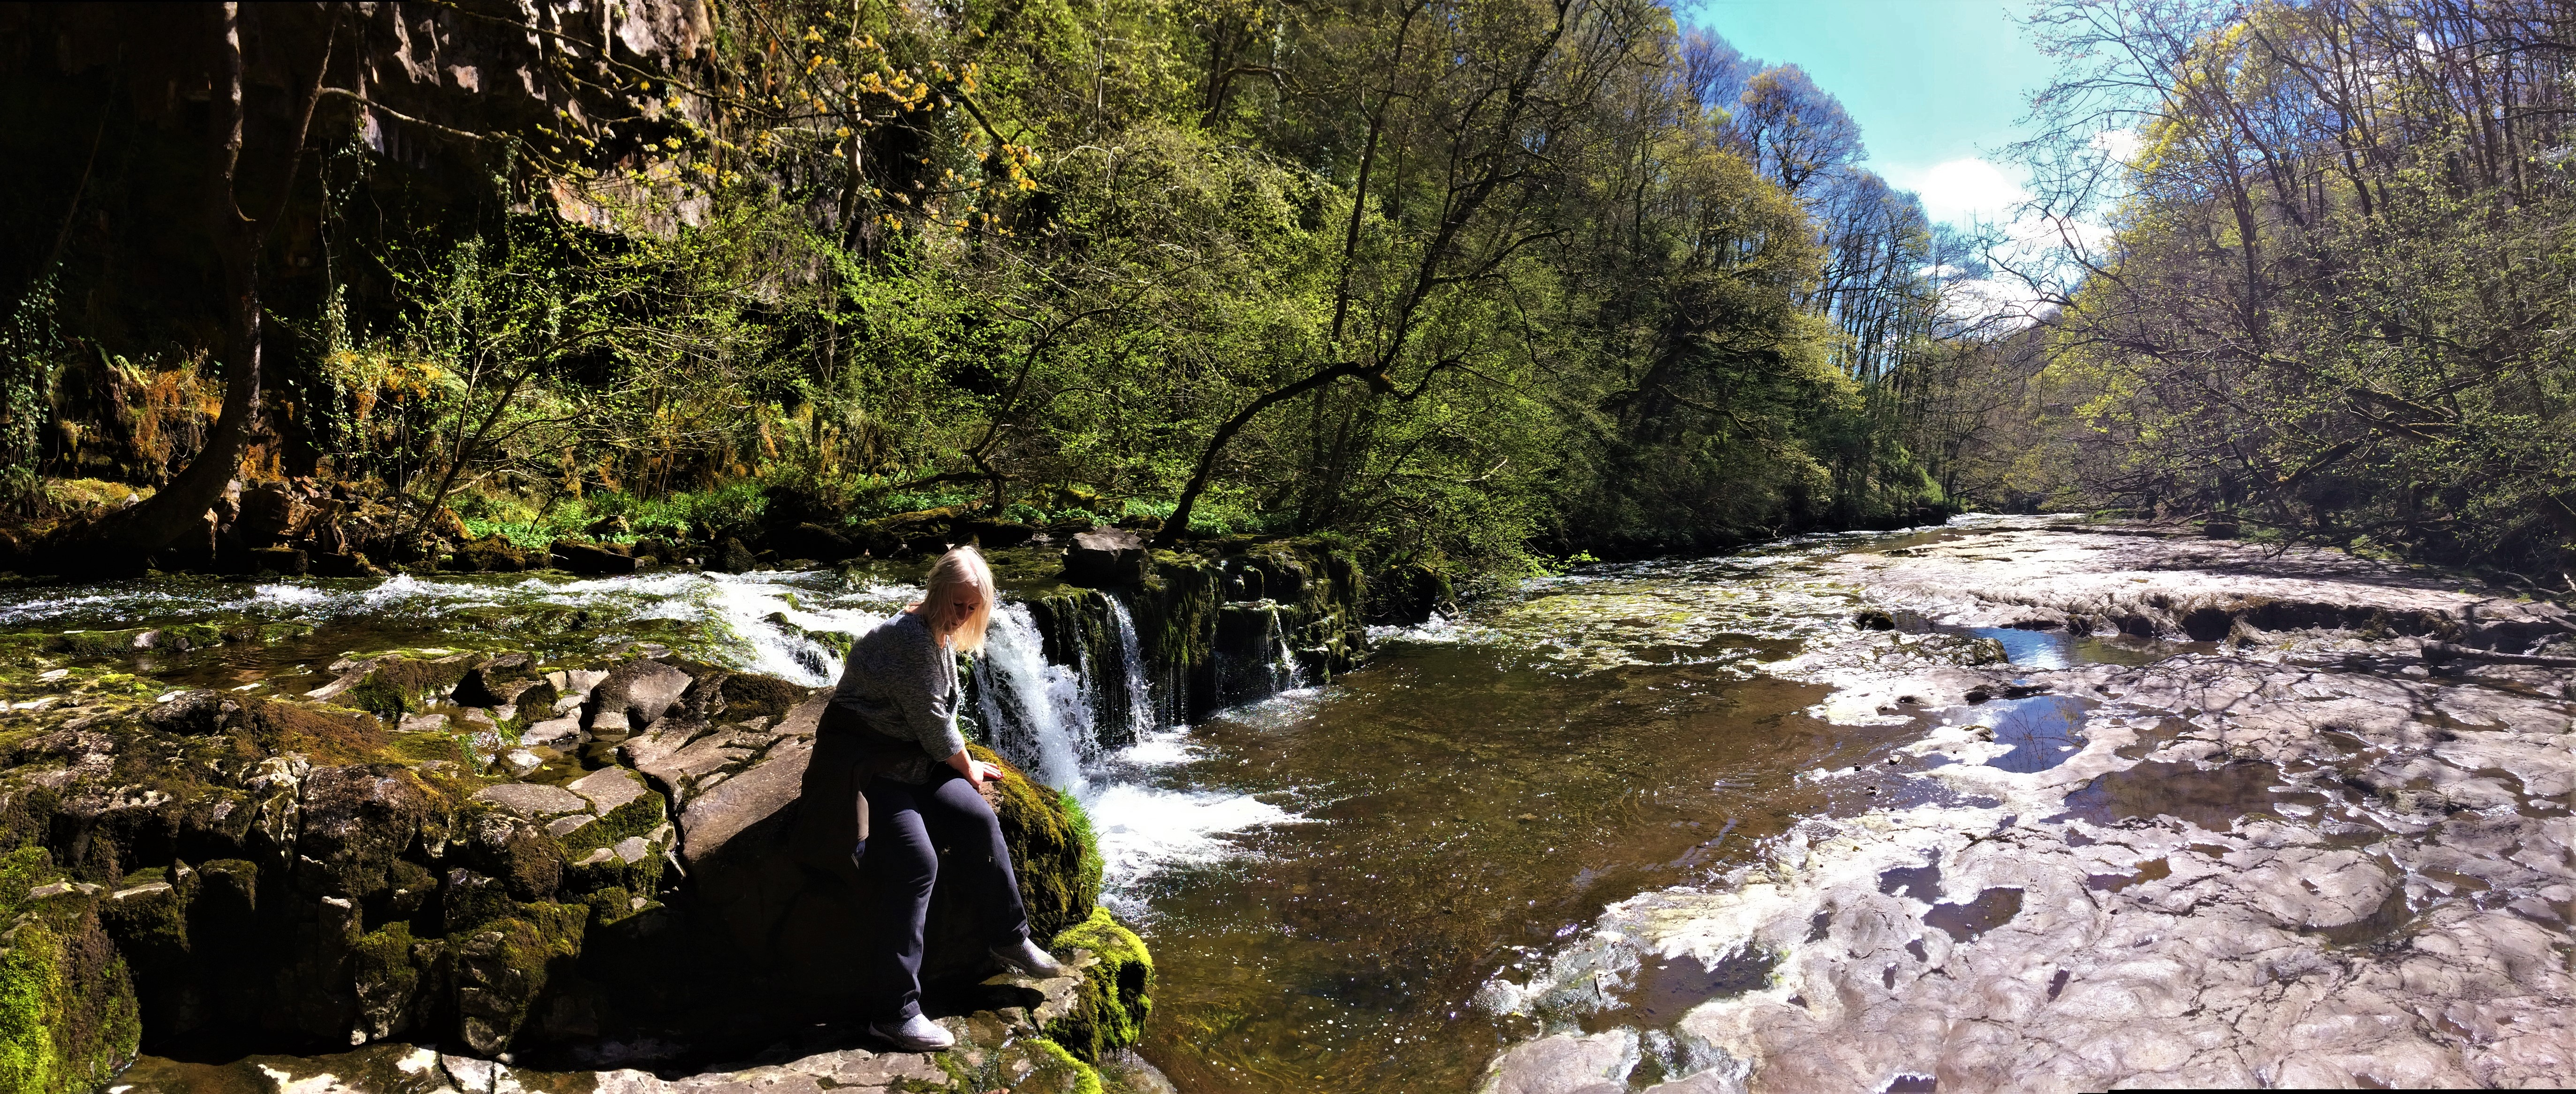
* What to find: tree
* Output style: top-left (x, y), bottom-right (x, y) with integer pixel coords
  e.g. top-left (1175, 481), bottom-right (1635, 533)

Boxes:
top-left (53, 3), bottom-right (336, 570)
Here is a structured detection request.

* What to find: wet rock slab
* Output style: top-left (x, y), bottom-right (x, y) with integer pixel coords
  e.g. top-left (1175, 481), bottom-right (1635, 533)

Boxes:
top-left (1481, 518), bottom-right (2576, 1092)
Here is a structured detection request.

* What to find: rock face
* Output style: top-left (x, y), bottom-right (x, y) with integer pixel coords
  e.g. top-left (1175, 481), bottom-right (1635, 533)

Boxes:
top-left (0, 851), bottom-right (141, 1094)
top-left (0, 647), bottom-right (1148, 1079)
top-left (1477, 519), bottom-right (2576, 1092)
top-left (1025, 538), bottom-right (1370, 725)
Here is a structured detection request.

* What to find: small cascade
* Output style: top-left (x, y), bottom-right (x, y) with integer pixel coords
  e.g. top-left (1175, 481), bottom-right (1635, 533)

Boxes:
top-left (698, 574), bottom-right (894, 685)
top-left (972, 603), bottom-right (1092, 790)
top-left (1272, 622), bottom-right (1310, 693)
top-left (1102, 593), bottom-right (1160, 739)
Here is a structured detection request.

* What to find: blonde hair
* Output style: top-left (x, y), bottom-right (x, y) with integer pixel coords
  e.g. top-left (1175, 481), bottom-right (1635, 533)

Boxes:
top-left (915, 546), bottom-right (997, 653)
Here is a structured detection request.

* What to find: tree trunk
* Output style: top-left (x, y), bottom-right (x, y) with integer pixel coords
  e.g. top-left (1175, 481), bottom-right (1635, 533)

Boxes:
top-left (53, 4), bottom-right (311, 573)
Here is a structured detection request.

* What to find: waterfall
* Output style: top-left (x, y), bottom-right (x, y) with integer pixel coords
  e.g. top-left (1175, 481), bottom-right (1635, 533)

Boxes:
top-left (1273, 623), bottom-right (1310, 693)
top-left (1103, 594), bottom-right (1160, 739)
top-left (972, 604), bottom-right (1092, 790)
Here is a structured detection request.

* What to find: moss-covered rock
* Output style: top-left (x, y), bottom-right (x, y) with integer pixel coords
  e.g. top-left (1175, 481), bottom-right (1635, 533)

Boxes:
top-left (0, 848), bottom-right (142, 1094)
top-left (1046, 906), bottom-right (1155, 1064)
top-left (448, 537), bottom-right (541, 573)
top-left (973, 746), bottom-right (1101, 942)
top-left (349, 921), bottom-right (423, 1041)
top-left (452, 901), bottom-right (586, 1054)
top-left (1114, 539), bottom-right (1369, 720)
top-left (764, 612), bottom-right (855, 661)
top-left (337, 655), bottom-right (478, 718)
top-left (0, 642), bottom-right (1137, 1068)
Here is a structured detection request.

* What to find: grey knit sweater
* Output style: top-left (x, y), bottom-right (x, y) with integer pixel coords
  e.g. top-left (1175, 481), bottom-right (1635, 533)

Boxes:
top-left (826, 610), bottom-right (966, 784)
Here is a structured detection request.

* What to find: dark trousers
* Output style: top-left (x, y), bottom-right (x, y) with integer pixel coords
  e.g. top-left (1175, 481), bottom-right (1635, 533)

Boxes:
top-left (856, 770), bottom-right (1031, 1020)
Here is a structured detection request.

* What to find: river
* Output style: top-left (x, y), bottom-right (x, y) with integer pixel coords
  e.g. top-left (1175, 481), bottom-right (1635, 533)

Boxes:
top-left (22, 515), bottom-right (2570, 1092)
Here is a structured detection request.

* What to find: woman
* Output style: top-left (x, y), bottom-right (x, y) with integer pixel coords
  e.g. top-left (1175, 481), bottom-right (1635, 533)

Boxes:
top-left (798, 545), bottom-right (1066, 1051)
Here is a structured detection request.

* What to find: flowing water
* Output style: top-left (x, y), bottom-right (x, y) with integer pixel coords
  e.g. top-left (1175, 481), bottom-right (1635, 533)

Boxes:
top-left (1083, 535), bottom-right (1993, 1091)
top-left (7, 520), bottom-right (2161, 1091)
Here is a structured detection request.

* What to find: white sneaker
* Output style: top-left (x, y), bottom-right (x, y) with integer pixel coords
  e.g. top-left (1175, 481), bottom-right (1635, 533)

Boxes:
top-left (867, 1013), bottom-right (955, 1051)
top-left (990, 936), bottom-right (1068, 977)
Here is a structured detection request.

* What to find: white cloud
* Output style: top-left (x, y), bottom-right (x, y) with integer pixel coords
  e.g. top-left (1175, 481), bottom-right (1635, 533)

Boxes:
top-left (1886, 157), bottom-right (2029, 228)
top-left (2091, 128), bottom-right (2143, 164)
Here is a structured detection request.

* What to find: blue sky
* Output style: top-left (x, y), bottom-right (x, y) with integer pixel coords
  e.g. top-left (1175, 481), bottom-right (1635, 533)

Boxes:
top-left (1686, 0), bottom-right (2059, 228)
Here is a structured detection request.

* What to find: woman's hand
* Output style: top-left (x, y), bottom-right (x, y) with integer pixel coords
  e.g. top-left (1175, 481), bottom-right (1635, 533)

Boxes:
top-left (945, 748), bottom-right (1005, 785)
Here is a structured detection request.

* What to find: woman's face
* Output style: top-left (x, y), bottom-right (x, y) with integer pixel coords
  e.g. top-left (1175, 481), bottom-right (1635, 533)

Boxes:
top-left (943, 586), bottom-right (985, 631)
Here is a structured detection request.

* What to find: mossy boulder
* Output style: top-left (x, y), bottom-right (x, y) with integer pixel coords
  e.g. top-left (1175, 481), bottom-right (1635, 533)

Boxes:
top-left (0, 848), bottom-right (142, 1094)
top-left (0, 649), bottom-right (1137, 1068)
top-left (448, 537), bottom-right (541, 573)
top-left (453, 902), bottom-right (587, 1054)
top-left (973, 745), bottom-right (1101, 942)
top-left (331, 654), bottom-right (479, 718)
top-left (1046, 906), bottom-right (1154, 1064)
top-left (851, 507), bottom-right (961, 558)
top-left (716, 672), bottom-right (810, 721)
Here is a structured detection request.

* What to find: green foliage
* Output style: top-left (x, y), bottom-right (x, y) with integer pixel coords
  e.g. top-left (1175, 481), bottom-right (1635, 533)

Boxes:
top-left (1991, 0), bottom-right (2576, 577)
top-left (4, 0), bottom-right (1973, 581)
top-left (0, 274), bottom-right (58, 486)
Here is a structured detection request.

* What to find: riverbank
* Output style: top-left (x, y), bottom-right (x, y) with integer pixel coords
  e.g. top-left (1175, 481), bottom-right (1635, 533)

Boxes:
top-left (0, 531), bottom-right (1380, 1093)
top-left (1479, 519), bottom-right (2574, 1091)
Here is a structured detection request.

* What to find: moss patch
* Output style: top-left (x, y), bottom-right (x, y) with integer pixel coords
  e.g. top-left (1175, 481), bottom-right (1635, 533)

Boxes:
top-left (973, 745), bottom-right (1100, 941)
top-left (341, 658), bottom-right (476, 718)
top-left (1047, 906), bottom-right (1154, 1063)
top-left (235, 697), bottom-right (387, 765)
top-left (350, 921), bottom-right (422, 1036)
top-left (454, 901), bottom-right (587, 1053)
top-left (1015, 1035), bottom-right (1105, 1094)
top-left (0, 848), bottom-right (141, 1094)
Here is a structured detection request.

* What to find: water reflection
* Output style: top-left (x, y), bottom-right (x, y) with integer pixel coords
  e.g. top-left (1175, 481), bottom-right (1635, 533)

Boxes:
top-left (1958, 624), bottom-right (2167, 669)
top-left (1982, 695), bottom-right (2092, 773)
top-left (2055, 759), bottom-right (2328, 832)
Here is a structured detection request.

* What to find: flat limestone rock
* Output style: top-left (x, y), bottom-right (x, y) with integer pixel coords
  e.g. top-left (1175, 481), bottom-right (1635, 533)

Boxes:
top-left (522, 715), bottom-right (581, 746)
top-left (471, 782), bottom-right (588, 818)
top-left (568, 766), bottom-right (648, 815)
top-left (656, 733), bottom-right (759, 787)
top-left (591, 1045), bottom-right (947, 1093)
top-left (598, 659), bottom-right (694, 727)
top-left (1640, 1074), bottom-right (1742, 1094)
top-left (774, 692), bottom-right (830, 737)
top-left (564, 668), bottom-right (609, 698)
top-left (1477, 1029), bottom-right (1639, 1094)
top-left (1480, 517), bottom-right (2576, 1093)
top-left (678, 736), bottom-right (811, 867)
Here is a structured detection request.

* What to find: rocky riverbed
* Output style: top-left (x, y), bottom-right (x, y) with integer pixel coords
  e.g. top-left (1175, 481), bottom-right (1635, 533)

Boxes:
top-left (0, 527), bottom-right (1376, 1094)
top-left (1478, 520), bottom-right (2574, 1092)
top-left (8, 517), bottom-right (2570, 1093)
